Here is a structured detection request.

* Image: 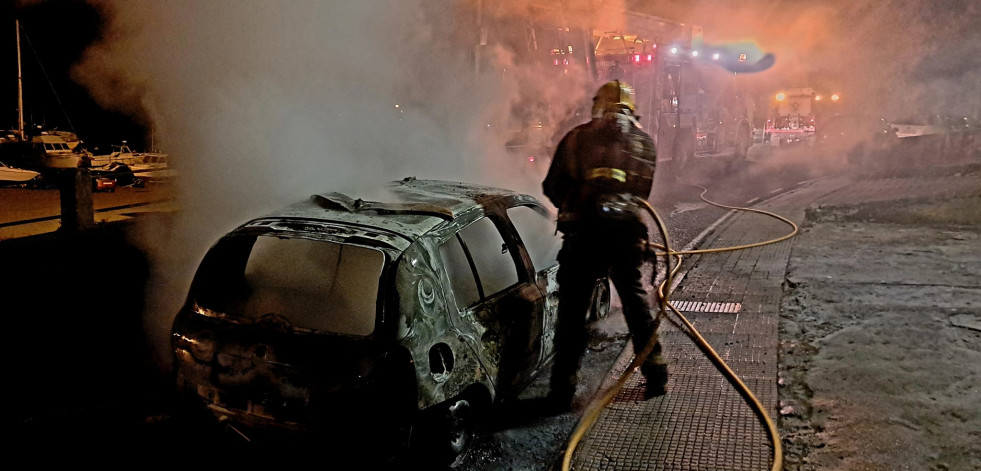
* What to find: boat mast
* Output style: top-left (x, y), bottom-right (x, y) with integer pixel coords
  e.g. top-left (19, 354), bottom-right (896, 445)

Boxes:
top-left (16, 20), bottom-right (25, 141)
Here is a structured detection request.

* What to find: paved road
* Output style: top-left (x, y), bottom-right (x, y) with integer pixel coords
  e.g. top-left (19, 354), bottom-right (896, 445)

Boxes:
top-left (0, 180), bottom-right (177, 239)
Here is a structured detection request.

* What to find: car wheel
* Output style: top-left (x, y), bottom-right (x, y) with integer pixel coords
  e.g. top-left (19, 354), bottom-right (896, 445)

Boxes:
top-left (444, 398), bottom-right (474, 465)
top-left (416, 394), bottom-right (478, 468)
top-left (588, 278), bottom-right (610, 322)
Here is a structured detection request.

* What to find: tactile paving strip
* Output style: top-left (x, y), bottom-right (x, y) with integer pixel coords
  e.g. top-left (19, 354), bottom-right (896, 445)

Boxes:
top-left (570, 199), bottom-right (800, 470)
top-left (670, 301), bottom-right (742, 313)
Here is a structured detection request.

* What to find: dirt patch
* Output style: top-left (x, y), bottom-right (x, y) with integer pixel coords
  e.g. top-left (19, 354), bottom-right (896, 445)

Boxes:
top-left (778, 190), bottom-right (981, 470)
top-left (805, 195), bottom-right (981, 228)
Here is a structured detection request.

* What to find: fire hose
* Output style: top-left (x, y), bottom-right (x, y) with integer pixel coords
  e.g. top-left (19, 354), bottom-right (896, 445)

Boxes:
top-left (561, 183), bottom-right (798, 471)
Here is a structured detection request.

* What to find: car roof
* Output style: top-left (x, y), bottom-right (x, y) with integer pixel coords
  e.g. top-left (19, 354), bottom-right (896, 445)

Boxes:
top-left (240, 178), bottom-right (538, 252)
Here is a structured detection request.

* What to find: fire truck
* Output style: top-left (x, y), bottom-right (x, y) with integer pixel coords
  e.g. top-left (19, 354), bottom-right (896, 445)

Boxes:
top-left (470, 5), bottom-right (754, 172)
top-left (764, 87), bottom-right (821, 146)
top-left (591, 11), bottom-right (754, 170)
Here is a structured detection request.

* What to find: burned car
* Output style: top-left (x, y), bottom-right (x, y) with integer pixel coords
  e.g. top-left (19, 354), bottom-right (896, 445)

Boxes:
top-left (170, 178), bottom-right (609, 465)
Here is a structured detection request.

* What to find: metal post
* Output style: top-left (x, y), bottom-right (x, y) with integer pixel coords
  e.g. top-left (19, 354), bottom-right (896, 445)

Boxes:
top-left (58, 169), bottom-right (95, 231)
top-left (16, 19), bottom-right (25, 141)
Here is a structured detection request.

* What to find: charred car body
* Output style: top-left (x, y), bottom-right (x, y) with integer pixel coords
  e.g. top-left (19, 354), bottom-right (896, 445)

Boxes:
top-left (171, 178), bottom-right (609, 465)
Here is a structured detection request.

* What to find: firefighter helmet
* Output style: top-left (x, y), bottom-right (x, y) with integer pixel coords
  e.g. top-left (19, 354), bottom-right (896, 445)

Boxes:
top-left (592, 80), bottom-right (636, 117)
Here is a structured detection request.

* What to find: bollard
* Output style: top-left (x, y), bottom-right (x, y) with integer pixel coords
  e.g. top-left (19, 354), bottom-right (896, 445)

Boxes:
top-left (58, 168), bottom-right (95, 231)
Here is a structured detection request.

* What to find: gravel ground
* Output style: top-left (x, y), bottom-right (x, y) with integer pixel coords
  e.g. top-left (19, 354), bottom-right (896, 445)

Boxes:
top-left (777, 164), bottom-right (981, 470)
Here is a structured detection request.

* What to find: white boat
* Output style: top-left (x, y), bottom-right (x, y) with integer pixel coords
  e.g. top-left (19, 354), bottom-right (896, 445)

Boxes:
top-left (31, 133), bottom-right (81, 169)
top-left (90, 142), bottom-right (174, 182)
top-left (7, 21), bottom-right (88, 171)
top-left (0, 160), bottom-right (40, 183)
top-left (129, 152), bottom-right (174, 180)
top-left (87, 142), bottom-right (146, 168)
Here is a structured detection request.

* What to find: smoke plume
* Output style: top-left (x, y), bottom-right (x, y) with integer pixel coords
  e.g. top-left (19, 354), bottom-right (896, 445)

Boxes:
top-left (640, 0), bottom-right (981, 119)
top-left (73, 0), bottom-right (617, 368)
top-left (70, 0), bottom-right (980, 368)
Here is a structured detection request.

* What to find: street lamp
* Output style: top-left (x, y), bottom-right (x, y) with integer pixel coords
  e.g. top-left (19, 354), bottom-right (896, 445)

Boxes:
top-left (831, 93), bottom-right (840, 103)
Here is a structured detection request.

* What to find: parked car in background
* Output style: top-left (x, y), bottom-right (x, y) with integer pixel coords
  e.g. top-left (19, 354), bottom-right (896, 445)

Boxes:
top-left (170, 178), bottom-right (609, 466)
top-left (92, 175), bottom-right (116, 192)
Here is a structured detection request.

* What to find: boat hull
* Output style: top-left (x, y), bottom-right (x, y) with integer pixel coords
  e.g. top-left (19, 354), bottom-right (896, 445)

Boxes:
top-left (0, 166), bottom-right (40, 183)
top-left (40, 153), bottom-right (81, 169)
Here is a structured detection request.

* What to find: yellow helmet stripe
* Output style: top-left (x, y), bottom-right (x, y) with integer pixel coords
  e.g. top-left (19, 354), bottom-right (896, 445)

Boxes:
top-left (587, 167), bottom-right (627, 182)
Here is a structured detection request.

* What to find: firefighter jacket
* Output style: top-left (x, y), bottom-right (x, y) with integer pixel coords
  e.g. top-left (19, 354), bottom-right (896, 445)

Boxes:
top-left (543, 116), bottom-right (656, 225)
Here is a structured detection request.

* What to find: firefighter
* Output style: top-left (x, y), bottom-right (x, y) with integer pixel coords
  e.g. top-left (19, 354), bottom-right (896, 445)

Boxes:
top-left (543, 80), bottom-right (667, 412)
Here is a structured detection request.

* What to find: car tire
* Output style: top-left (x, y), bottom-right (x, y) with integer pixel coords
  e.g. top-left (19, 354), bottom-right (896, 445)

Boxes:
top-left (415, 394), bottom-right (477, 468)
top-left (587, 278), bottom-right (610, 322)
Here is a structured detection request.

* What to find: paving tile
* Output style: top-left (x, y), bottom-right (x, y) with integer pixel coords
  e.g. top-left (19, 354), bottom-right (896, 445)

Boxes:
top-left (569, 181), bottom-right (840, 470)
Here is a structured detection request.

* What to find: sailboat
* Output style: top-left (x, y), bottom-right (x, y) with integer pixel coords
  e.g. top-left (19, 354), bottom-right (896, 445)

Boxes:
top-left (2, 19), bottom-right (81, 171)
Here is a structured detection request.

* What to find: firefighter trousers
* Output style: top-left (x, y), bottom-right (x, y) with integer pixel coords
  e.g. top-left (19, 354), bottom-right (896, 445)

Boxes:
top-left (548, 220), bottom-right (666, 402)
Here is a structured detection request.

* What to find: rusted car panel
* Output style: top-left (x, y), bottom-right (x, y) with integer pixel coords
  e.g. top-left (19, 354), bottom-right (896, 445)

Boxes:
top-left (170, 178), bottom-right (579, 463)
top-left (541, 267), bottom-right (560, 358)
top-left (393, 238), bottom-right (492, 410)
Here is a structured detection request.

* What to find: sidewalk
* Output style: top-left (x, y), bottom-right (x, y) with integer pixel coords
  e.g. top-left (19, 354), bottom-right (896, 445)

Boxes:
top-left (569, 162), bottom-right (981, 470)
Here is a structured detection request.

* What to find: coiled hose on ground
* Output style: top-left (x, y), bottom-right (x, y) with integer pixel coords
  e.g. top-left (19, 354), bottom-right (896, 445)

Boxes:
top-left (561, 182), bottom-right (799, 471)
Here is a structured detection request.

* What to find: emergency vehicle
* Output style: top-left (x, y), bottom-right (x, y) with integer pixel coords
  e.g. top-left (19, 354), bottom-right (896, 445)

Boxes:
top-left (591, 12), bottom-right (754, 170)
top-left (471, 5), bottom-right (755, 172)
top-left (764, 87), bottom-right (827, 146)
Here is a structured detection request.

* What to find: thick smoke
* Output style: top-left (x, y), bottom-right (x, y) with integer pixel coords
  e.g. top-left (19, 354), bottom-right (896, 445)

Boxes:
top-left (642, 0), bottom-right (981, 119)
top-left (71, 0), bottom-right (980, 368)
top-left (75, 1), bottom-right (624, 231)
top-left (73, 0), bottom-right (618, 368)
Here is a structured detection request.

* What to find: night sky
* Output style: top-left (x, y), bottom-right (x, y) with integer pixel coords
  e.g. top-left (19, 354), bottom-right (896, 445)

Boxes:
top-left (1, 0), bottom-right (146, 152)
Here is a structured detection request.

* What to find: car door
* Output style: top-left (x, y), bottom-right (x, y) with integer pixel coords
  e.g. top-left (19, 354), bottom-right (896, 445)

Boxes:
top-left (438, 213), bottom-right (544, 397)
top-left (503, 203), bottom-right (561, 368)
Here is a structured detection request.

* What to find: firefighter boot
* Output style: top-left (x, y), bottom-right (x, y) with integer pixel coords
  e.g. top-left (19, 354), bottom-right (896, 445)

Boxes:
top-left (641, 356), bottom-right (669, 399)
top-left (545, 372), bottom-right (577, 415)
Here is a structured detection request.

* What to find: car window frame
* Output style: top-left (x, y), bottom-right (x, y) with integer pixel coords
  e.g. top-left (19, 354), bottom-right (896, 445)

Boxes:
top-left (188, 228), bottom-right (395, 338)
top-left (439, 211), bottom-right (529, 310)
top-left (501, 202), bottom-right (559, 276)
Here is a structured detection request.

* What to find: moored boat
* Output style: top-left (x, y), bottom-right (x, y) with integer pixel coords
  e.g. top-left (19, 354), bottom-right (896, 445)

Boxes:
top-left (0, 160), bottom-right (40, 184)
top-left (31, 133), bottom-right (82, 169)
